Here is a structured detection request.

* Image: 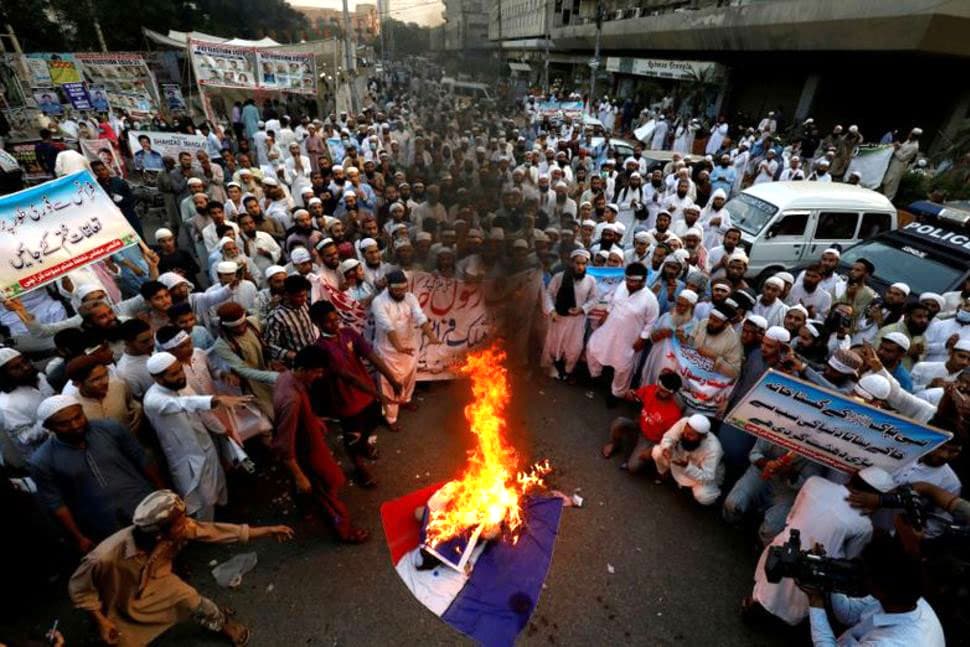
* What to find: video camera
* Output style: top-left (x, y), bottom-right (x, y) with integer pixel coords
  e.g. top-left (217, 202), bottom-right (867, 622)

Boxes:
top-left (878, 485), bottom-right (929, 530)
top-left (764, 529), bottom-right (867, 596)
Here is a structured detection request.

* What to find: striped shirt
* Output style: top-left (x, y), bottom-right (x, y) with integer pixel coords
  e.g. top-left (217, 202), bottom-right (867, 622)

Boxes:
top-left (263, 302), bottom-right (319, 364)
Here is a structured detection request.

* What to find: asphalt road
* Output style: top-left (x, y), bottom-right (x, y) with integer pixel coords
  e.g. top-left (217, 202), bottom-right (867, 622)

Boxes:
top-left (6, 368), bottom-right (808, 646)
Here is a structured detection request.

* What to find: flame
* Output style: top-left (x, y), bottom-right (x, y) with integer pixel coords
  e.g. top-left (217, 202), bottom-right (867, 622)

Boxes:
top-left (424, 345), bottom-right (551, 547)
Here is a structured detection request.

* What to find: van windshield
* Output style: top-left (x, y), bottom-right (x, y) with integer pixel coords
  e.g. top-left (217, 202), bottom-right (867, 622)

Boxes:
top-left (840, 240), bottom-right (964, 295)
top-left (727, 193), bottom-right (779, 236)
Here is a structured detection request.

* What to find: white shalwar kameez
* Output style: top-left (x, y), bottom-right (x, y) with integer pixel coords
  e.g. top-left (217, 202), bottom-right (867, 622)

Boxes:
top-left (372, 290), bottom-right (428, 424)
top-left (541, 272), bottom-right (598, 375)
top-left (752, 476), bottom-right (872, 625)
top-left (586, 283), bottom-right (659, 397)
top-left (651, 418), bottom-right (724, 505)
top-left (143, 383), bottom-right (226, 520)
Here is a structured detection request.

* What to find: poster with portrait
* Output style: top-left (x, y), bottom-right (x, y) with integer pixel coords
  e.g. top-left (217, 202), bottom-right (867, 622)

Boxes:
top-left (126, 130), bottom-right (206, 172)
top-left (160, 82), bottom-right (187, 111)
top-left (32, 89), bottom-right (63, 115)
top-left (76, 53), bottom-right (158, 116)
top-left (25, 53), bottom-right (81, 86)
top-left (256, 51), bottom-right (317, 95)
top-left (80, 139), bottom-right (125, 177)
top-left (189, 41), bottom-right (258, 90)
top-left (87, 83), bottom-right (111, 112)
top-left (8, 139), bottom-right (56, 181)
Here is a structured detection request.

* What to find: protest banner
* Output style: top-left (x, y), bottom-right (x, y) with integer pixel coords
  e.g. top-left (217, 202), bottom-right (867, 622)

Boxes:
top-left (668, 337), bottom-right (735, 415)
top-left (256, 51), bottom-right (317, 95)
top-left (413, 272), bottom-right (492, 380)
top-left (0, 170), bottom-right (141, 298)
top-left (190, 41), bottom-right (258, 90)
top-left (25, 54), bottom-right (81, 85)
top-left (61, 82), bottom-right (92, 111)
top-left (79, 139), bottom-right (125, 177)
top-left (326, 137), bottom-right (347, 165)
top-left (537, 100), bottom-right (584, 119)
top-left (846, 145), bottom-right (894, 190)
top-left (76, 53), bottom-right (158, 116)
top-left (126, 131), bottom-right (205, 171)
top-left (160, 83), bottom-right (187, 111)
top-left (586, 266), bottom-right (625, 327)
top-left (725, 370), bottom-right (951, 473)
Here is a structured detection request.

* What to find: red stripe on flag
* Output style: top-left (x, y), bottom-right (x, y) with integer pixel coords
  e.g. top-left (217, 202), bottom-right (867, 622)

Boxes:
top-left (380, 482), bottom-right (446, 565)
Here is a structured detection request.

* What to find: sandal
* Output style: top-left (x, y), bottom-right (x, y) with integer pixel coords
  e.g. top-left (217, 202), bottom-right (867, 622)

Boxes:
top-left (223, 618), bottom-right (250, 646)
top-left (601, 442), bottom-right (616, 459)
top-left (340, 527), bottom-right (371, 544)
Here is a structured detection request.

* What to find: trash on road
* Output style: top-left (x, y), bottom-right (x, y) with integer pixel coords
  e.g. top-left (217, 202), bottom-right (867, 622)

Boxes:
top-left (212, 552), bottom-right (258, 588)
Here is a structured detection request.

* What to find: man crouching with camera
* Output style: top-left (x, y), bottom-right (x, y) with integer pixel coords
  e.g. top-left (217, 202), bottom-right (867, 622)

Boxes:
top-left (797, 534), bottom-right (944, 646)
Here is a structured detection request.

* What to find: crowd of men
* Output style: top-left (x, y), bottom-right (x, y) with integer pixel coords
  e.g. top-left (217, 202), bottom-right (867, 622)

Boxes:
top-left (0, 65), bottom-right (969, 645)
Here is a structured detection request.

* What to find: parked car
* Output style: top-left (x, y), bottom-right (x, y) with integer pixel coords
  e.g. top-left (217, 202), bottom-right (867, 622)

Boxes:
top-left (727, 182), bottom-right (897, 281)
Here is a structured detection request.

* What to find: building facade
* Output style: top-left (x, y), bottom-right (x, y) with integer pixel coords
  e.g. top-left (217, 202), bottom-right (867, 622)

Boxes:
top-left (443, 0), bottom-right (492, 51)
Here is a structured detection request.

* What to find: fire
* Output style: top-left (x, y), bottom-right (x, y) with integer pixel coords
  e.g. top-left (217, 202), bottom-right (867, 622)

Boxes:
top-left (424, 345), bottom-right (551, 547)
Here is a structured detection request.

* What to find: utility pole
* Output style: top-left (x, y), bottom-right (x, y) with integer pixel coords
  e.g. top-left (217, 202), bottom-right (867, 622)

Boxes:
top-left (588, 0), bottom-right (603, 115)
top-left (543, 0), bottom-right (551, 95)
top-left (341, 0), bottom-right (359, 115)
top-left (85, 0), bottom-right (109, 52)
top-left (377, 0), bottom-right (386, 68)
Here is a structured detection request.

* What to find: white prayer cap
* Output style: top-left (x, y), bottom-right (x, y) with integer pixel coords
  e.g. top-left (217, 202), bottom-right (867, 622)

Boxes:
top-left (684, 227), bottom-right (703, 240)
top-left (822, 247), bottom-right (841, 258)
top-left (466, 228), bottom-right (484, 240)
top-left (889, 282), bottom-right (911, 296)
top-left (554, 181), bottom-right (568, 190)
top-left (315, 237), bottom-right (335, 250)
top-left (291, 248), bottom-right (312, 264)
top-left (261, 176), bottom-right (279, 187)
top-left (226, 181), bottom-right (241, 189)
top-left (187, 177), bottom-right (204, 186)
top-left (672, 248), bottom-right (690, 264)
top-left (533, 230), bottom-right (550, 243)
top-left (0, 347), bottom-right (22, 367)
top-left (687, 414), bottom-right (711, 434)
top-left (390, 223), bottom-right (408, 233)
top-left (343, 189), bottom-right (357, 199)
top-left (848, 125), bottom-right (859, 134)
top-left (37, 394), bottom-right (81, 426)
top-left (711, 188), bottom-right (727, 201)
top-left (789, 304), bottom-right (809, 317)
top-left (218, 236), bottom-right (235, 249)
top-left (857, 466), bottom-right (895, 493)
top-left (538, 173), bottom-right (550, 182)
top-left (239, 168), bottom-right (253, 177)
top-left (258, 120), bottom-right (265, 127)
top-left (265, 265), bottom-right (287, 280)
top-left (602, 223), bottom-right (618, 234)
top-left (512, 239), bottom-right (529, 250)
top-left (360, 237), bottom-right (378, 250)
top-left (146, 351), bottom-right (178, 375)
top-left (911, 127), bottom-right (923, 136)
top-left (684, 204), bottom-right (701, 214)
top-left (489, 227), bottom-right (505, 241)
top-left (332, 164), bottom-right (344, 172)
top-left (630, 172), bottom-right (641, 180)
top-left (606, 203), bottom-right (619, 213)
top-left (416, 232), bottom-right (433, 242)
top-left (308, 197), bottom-right (322, 206)
top-left (955, 338), bottom-right (970, 353)
top-left (158, 272), bottom-right (192, 291)
top-left (216, 261), bottom-right (238, 274)
top-left (613, 222), bottom-right (627, 235)
top-left (634, 231), bottom-right (650, 243)
top-left (765, 326), bottom-right (791, 343)
top-left (917, 292), bottom-right (944, 309)
top-left (849, 171), bottom-right (862, 179)
top-left (393, 238), bottom-right (412, 249)
top-left (133, 490), bottom-right (185, 531)
top-left (293, 208), bottom-right (309, 220)
top-left (773, 271), bottom-right (795, 285)
top-left (344, 165), bottom-right (359, 174)
top-left (817, 159), bottom-right (831, 167)
top-left (338, 258), bottom-right (361, 274)
top-left (581, 219), bottom-right (597, 228)
top-left (854, 374), bottom-right (891, 401)
top-left (678, 289), bottom-right (698, 305)
top-left (804, 117), bottom-right (814, 125)
top-left (744, 314), bottom-right (768, 330)
top-left (154, 227), bottom-right (174, 241)
top-left (596, 250), bottom-right (610, 261)
top-left (75, 284), bottom-right (105, 301)
top-left (570, 249), bottom-right (591, 261)
top-left (882, 331), bottom-right (911, 352)
top-left (764, 276), bottom-right (784, 290)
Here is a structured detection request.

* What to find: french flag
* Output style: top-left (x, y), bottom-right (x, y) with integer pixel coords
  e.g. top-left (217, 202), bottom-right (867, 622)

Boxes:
top-left (381, 483), bottom-right (564, 646)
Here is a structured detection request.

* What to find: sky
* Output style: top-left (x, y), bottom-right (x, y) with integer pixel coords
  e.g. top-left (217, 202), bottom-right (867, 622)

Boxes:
top-left (288, 0), bottom-right (445, 26)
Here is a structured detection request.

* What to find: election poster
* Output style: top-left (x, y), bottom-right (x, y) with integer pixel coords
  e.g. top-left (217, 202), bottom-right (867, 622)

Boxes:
top-left (61, 82), bottom-right (92, 111)
top-left (0, 170), bottom-right (141, 298)
top-left (256, 51), bottom-right (317, 95)
top-left (8, 140), bottom-right (55, 182)
top-left (87, 84), bottom-right (111, 112)
top-left (76, 53), bottom-right (158, 116)
top-left (160, 82), bottom-right (187, 111)
top-left (23, 57), bottom-right (53, 87)
top-left (190, 41), bottom-right (258, 90)
top-left (846, 144), bottom-right (894, 190)
top-left (126, 131), bottom-right (206, 172)
top-left (725, 370), bottom-right (951, 473)
top-left (79, 139), bottom-right (125, 177)
top-left (25, 53), bottom-right (81, 85)
top-left (33, 89), bottom-right (63, 115)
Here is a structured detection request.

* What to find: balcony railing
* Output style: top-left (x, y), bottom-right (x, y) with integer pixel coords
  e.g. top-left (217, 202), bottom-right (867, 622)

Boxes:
top-left (553, 0), bottom-right (774, 28)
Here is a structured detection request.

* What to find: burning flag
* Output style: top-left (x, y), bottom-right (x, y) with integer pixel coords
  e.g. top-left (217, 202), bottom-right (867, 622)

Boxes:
top-left (380, 346), bottom-right (564, 646)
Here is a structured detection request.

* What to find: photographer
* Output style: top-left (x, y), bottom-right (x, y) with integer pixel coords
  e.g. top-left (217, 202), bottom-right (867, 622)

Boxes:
top-left (801, 535), bottom-right (944, 646)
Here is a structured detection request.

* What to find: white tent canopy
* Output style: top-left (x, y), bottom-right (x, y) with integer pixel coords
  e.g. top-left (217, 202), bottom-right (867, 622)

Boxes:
top-left (143, 27), bottom-right (282, 49)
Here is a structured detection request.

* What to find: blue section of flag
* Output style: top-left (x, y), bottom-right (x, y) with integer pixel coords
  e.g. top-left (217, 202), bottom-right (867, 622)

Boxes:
top-left (440, 496), bottom-right (564, 647)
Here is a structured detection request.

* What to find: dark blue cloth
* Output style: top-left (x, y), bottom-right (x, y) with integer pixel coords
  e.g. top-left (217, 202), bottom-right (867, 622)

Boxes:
top-left (440, 496), bottom-right (564, 647)
top-left (718, 348), bottom-right (770, 469)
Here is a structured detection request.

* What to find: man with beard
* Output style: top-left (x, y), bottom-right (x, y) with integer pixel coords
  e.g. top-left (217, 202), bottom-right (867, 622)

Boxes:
top-left (739, 313), bottom-right (768, 357)
top-left (237, 211), bottom-right (282, 279)
top-left (143, 351), bottom-right (250, 520)
top-left (264, 275), bottom-right (319, 367)
top-left (710, 154), bottom-right (737, 197)
top-left (602, 371), bottom-right (683, 472)
top-left (694, 279), bottom-right (732, 322)
top-left (310, 301), bottom-right (402, 488)
top-left (670, 204), bottom-right (703, 239)
top-left (686, 302), bottom-right (743, 378)
top-left (67, 354), bottom-right (142, 434)
top-left (28, 395), bottom-right (162, 551)
top-left (785, 263), bottom-right (832, 319)
top-left (587, 263), bottom-right (660, 402)
top-left (872, 331), bottom-right (916, 392)
top-left (723, 251), bottom-right (751, 291)
top-left (154, 227), bottom-right (200, 280)
top-left (371, 271), bottom-right (440, 432)
top-left (590, 222), bottom-right (622, 256)
top-left (615, 172), bottom-right (646, 245)
top-left (797, 248), bottom-right (843, 296)
top-left (855, 281), bottom-right (911, 344)
top-left (924, 299), bottom-right (970, 363)
top-left (874, 301), bottom-right (931, 370)
top-left (284, 208), bottom-right (316, 253)
top-left (0, 348), bottom-right (56, 466)
top-left (752, 276), bottom-right (789, 329)
top-left (717, 326), bottom-right (791, 477)
top-left (315, 237), bottom-right (343, 293)
top-left (360, 238), bottom-right (391, 289)
top-left (541, 249), bottom-right (598, 381)
top-left (698, 188), bottom-right (732, 251)
top-left (552, 181), bottom-right (577, 221)
top-left (242, 195), bottom-right (285, 242)
top-left (708, 228), bottom-right (742, 278)
top-left (662, 179), bottom-right (694, 225)
top-left (648, 414), bottom-right (723, 506)
top-left (261, 177), bottom-right (294, 230)
top-left (625, 231), bottom-right (651, 265)
top-left (200, 202), bottom-right (239, 255)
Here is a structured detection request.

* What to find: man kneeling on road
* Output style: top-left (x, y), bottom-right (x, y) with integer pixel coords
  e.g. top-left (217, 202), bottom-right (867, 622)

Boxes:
top-left (648, 413), bottom-right (724, 505)
top-left (601, 371), bottom-right (683, 472)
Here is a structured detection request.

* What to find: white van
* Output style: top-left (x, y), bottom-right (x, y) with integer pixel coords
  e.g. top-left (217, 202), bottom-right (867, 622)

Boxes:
top-left (440, 77), bottom-right (493, 106)
top-left (726, 182), bottom-right (897, 280)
